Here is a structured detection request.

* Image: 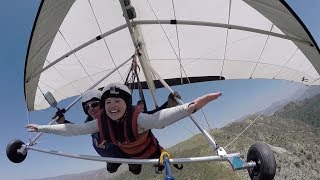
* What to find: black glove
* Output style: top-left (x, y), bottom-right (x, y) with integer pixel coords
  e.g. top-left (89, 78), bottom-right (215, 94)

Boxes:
top-left (167, 91), bottom-right (181, 108)
top-left (52, 108), bottom-right (66, 124)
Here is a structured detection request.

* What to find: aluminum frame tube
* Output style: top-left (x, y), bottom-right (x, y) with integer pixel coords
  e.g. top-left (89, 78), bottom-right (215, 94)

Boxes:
top-left (26, 145), bottom-right (240, 164)
top-left (119, 0), bottom-right (159, 108)
top-left (132, 20), bottom-right (312, 46)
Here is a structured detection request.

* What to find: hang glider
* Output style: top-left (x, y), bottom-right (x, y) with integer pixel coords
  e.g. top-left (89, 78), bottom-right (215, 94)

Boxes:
top-left (7, 0), bottom-right (320, 180)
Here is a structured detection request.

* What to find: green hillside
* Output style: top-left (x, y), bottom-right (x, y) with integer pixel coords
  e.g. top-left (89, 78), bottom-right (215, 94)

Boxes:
top-left (275, 94), bottom-right (320, 127)
top-left (115, 94), bottom-right (320, 180)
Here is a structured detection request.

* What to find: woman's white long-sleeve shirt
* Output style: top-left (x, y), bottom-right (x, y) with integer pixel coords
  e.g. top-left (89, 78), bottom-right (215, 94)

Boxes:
top-left (37, 103), bottom-right (190, 136)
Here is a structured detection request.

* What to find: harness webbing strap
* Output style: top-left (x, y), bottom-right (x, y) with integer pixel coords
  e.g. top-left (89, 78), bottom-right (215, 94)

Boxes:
top-left (97, 110), bottom-right (106, 144)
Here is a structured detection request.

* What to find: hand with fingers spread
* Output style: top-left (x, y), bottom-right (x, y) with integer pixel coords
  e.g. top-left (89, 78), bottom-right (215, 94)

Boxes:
top-left (187, 92), bottom-right (222, 114)
top-left (25, 124), bottom-right (39, 132)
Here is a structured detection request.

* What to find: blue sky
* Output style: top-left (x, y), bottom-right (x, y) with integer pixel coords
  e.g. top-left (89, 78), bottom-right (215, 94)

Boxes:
top-left (0, 1), bottom-right (319, 179)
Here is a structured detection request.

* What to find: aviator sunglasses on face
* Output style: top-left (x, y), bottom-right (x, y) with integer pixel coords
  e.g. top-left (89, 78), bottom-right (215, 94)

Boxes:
top-left (85, 101), bottom-right (100, 110)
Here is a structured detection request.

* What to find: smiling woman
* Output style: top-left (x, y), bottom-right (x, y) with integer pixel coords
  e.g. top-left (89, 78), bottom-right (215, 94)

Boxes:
top-left (104, 98), bottom-right (128, 121)
top-left (101, 83), bottom-right (132, 121)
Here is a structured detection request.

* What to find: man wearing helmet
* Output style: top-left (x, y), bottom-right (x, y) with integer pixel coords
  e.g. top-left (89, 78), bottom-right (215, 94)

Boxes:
top-left (55, 89), bottom-right (122, 158)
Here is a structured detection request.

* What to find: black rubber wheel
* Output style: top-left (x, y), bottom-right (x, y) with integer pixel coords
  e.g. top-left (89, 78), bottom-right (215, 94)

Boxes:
top-left (247, 142), bottom-right (276, 180)
top-left (6, 139), bottom-right (27, 163)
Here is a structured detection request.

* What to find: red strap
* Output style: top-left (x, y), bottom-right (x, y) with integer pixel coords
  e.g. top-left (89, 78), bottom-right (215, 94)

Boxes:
top-left (124, 119), bottom-right (129, 142)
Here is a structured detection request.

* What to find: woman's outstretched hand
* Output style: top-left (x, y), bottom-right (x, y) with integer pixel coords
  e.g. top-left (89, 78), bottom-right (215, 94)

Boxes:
top-left (187, 92), bottom-right (222, 114)
top-left (25, 124), bottom-right (39, 132)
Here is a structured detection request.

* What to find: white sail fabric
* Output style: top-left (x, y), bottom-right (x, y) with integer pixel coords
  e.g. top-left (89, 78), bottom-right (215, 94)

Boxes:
top-left (24, 0), bottom-right (320, 111)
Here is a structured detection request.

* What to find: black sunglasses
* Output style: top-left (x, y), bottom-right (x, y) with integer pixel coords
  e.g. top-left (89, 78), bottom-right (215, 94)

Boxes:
top-left (85, 101), bottom-right (100, 111)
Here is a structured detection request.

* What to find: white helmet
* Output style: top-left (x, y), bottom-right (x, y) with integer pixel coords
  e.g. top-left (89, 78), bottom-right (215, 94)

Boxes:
top-left (101, 83), bottom-right (131, 95)
top-left (81, 89), bottom-right (102, 103)
top-left (101, 83), bottom-right (132, 107)
top-left (81, 89), bottom-right (101, 115)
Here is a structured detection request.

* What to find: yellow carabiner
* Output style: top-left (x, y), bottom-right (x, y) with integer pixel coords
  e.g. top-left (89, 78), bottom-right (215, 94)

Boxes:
top-left (159, 149), bottom-right (172, 165)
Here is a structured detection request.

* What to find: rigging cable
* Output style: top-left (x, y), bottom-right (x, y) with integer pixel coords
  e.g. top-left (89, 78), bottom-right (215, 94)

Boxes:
top-left (43, 59), bottom-right (82, 95)
top-left (144, 2), bottom-right (266, 132)
top-left (146, 0), bottom-right (187, 79)
top-left (224, 111), bottom-right (264, 149)
top-left (146, 1), bottom-right (212, 132)
top-left (249, 24), bottom-right (274, 79)
top-left (87, 0), bottom-right (125, 82)
top-left (26, 105), bottom-right (32, 142)
top-left (145, 1), bottom-right (279, 135)
top-left (140, 54), bottom-right (196, 136)
top-left (58, 30), bottom-right (95, 84)
top-left (224, 80), bottom-right (304, 149)
top-left (220, 0), bottom-right (232, 80)
top-left (170, 0), bottom-right (183, 84)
